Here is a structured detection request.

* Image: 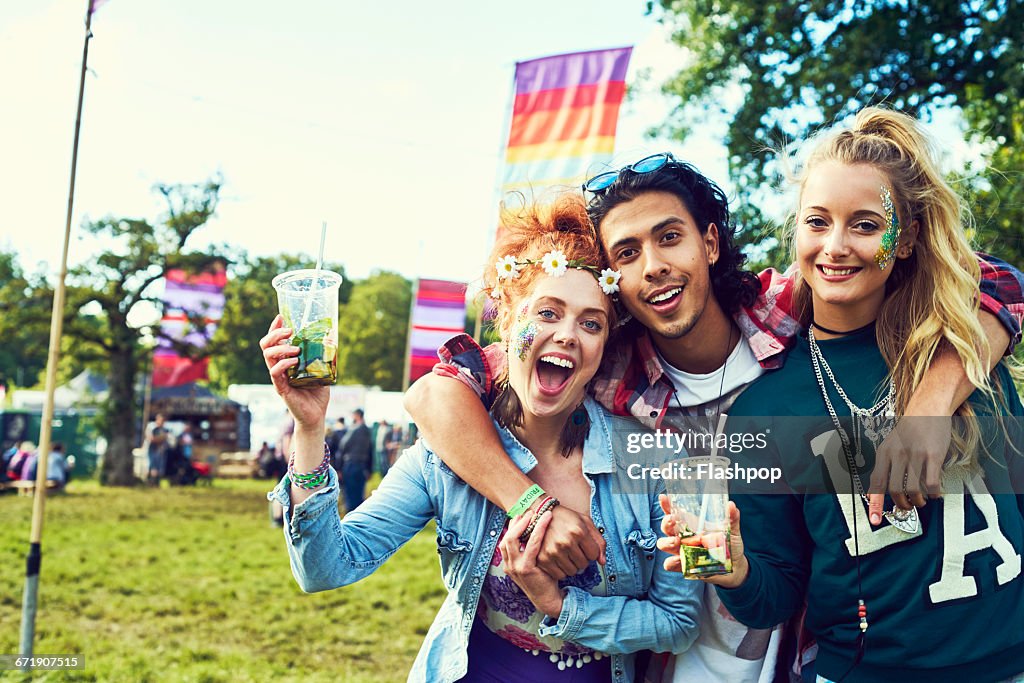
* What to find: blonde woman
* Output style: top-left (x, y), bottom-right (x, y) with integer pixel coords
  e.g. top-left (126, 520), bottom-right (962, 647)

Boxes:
top-left (659, 108), bottom-right (1024, 682)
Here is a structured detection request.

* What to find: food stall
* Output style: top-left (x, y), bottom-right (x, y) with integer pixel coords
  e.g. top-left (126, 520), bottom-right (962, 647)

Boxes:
top-left (147, 383), bottom-right (251, 468)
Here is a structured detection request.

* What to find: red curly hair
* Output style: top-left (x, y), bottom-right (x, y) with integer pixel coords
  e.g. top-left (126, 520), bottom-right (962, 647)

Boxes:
top-left (484, 192), bottom-right (614, 341)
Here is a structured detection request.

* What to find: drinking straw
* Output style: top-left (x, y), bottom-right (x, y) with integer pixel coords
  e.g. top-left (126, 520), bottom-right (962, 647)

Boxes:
top-left (297, 221), bottom-right (328, 332)
top-left (696, 413), bottom-right (729, 536)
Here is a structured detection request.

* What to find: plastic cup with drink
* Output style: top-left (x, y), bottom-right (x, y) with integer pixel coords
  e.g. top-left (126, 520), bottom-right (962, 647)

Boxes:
top-left (665, 453), bottom-right (733, 579)
top-left (272, 268), bottom-right (343, 387)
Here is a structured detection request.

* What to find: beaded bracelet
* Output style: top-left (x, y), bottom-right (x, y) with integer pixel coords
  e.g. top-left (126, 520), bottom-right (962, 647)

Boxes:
top-left (507, 483), bottom-right (545, 518)
top-left (519, 496), bottom-right (560, 544)
top-left (288, 442), bottom-right (332, 490)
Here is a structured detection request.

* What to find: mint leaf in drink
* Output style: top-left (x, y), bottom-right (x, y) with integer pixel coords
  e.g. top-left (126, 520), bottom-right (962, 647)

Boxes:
top-left (293, 317), bottom-right (332, 341)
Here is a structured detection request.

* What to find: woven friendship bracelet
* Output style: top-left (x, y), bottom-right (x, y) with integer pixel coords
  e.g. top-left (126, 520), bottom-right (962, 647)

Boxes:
top-left (507, 483), bottom-right (545, 518)
top-left (290, 471), bottom-right (328, 489)
top-left (288, 442), bottom-right (331, 490)
top-left (519, 496), bottom-right (560, 544)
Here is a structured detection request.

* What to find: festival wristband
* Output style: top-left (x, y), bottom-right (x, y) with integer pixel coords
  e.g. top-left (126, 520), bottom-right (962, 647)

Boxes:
top-left (507, 483), bottom-right (544, 518)
top-left (288, 442), bottom-right (331, 490)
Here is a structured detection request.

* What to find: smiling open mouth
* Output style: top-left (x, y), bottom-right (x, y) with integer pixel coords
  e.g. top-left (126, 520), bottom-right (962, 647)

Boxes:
top-left (647, 286), bottom-right (683, 305)
top-left (818, 265), bottom-right (862, 277)
top-left (536, 355), bottom-right (575, 393)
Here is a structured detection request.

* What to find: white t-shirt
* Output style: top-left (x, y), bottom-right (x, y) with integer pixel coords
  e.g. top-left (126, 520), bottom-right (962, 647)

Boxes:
top-left (657, 336), bottom-right (765, 408)
top-left (666, 584), bottom-right (782, 683)
top-left (656, 339), bottom-right (782, 683)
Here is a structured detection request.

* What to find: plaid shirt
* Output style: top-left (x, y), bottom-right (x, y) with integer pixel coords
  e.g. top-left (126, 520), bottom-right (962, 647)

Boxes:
top-left (435, 254), bottom-right (1023, 434)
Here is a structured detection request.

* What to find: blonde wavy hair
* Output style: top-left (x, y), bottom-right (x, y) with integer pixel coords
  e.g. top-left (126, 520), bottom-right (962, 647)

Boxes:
top-left (788, 106), bottom-right (1016, 468)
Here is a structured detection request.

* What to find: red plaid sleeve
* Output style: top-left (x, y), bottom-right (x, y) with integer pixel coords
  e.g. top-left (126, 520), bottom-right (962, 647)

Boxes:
top-left (431, 333), bottom-right (506, 409)
top-left (977, 253), bottom-right (1024, 354)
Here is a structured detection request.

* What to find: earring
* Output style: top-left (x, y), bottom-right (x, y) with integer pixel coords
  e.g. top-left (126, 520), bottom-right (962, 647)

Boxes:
top-left (560, 401), bottom-right (590, 458)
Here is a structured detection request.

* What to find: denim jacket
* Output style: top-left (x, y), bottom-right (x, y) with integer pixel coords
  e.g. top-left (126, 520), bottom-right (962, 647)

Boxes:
top-left (268, 398), bottom-right (701, 682)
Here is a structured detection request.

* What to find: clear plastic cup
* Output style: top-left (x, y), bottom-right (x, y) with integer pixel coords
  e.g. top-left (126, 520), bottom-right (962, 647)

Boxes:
top-left (665, 455), bottom-right (733, 578)
top-left (272, 269), bottom-right (343, 387)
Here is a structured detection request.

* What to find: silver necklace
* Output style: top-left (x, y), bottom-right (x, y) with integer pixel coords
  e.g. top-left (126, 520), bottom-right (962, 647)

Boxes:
top-left (808, 326), bottom-right (919, 534)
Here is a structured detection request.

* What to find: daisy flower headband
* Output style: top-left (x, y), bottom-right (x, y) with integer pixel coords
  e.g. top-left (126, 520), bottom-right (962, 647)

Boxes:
top-left (491, 250), bottom-right (621, 300)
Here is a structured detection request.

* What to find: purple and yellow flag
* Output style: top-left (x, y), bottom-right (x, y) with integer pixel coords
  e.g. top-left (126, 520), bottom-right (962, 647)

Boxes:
top-left (501, 47), bottom-right (633, 195)
top-left (407, 279), bottom-right (467, 386)
top-left (153, 265), bottom-right (227, 388)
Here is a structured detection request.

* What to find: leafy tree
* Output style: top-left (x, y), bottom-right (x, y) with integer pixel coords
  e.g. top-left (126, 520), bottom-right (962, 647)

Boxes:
top-left (963, 100), bottom-right (1024, 265)
top-left (0, 251), bottom-right (50, 391)
top-left (64, 179), bottom-right (224, 485)
top-left (207, 254), bottom-right (351, 391)
top-left (337, 271), bottom-right (412, 390)
top-left (54, 313), bottom-right (110, 388)
top-left (650, 0), bottom-right (1024, 264)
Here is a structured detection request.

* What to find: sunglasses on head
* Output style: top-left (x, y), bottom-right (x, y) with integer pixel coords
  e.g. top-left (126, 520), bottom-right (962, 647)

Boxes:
top-left (582, 152), bottom-right (676, 194)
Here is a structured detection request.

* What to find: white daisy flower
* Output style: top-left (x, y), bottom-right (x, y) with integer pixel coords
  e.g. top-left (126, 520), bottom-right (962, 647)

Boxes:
top-left (495, 255), bottom-right (520, 280)
top-left (599, 268), bottom-right (621, 295)
top-left (540, 250), bottom-right (568, 277)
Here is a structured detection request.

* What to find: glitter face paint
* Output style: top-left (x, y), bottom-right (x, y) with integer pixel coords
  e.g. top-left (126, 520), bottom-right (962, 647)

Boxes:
top-left (875, 186), bottom-right (901, 270)
top-left (511, 320), bottom-right (539, 362)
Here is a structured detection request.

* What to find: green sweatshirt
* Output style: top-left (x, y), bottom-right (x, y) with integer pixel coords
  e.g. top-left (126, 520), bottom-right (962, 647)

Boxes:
top-left (718, 326), bottom-right (1024, 683)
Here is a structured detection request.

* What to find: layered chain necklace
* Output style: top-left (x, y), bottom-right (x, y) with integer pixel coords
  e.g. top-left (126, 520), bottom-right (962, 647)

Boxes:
top-left (808, 326), bottom-right (919, 534)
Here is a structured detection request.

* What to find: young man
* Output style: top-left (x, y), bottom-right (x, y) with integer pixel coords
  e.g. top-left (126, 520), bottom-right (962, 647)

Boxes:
top-left (404, 154), bottom-right (1024, 680)
top-left (337, 408), bottom-right (372, 512)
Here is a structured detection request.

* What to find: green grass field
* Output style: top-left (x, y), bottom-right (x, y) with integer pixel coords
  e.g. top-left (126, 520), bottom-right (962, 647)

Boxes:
top-left (0, 477), bottom-right (444, 682)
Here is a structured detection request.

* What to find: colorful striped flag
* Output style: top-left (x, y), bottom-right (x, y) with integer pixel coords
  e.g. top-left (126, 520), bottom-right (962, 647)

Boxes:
top-left (407, 279), bottom-right (467, 387)
top-left (501, 47), bottom-right (633, 195)
top-left (153, 265), bottom-right (228, 387)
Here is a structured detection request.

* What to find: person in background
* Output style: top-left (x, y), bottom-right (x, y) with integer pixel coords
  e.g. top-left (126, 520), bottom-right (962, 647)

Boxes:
top-left (7, 441), bottom-right (36, 482)
top-left (327, 417), bottom-right (347, 472)
top-left (374, 419), bottom-right (390, 476)
top-left (386, 423), bottom-right (405, 467)
top-left (270, 413), bottom-right (295, 526)
top-left (145, 413), bottom-right (170, 486)
top-left (179, 423), bottom-right (194, 460)
top-left (25, 442), bottom-right (69, 489)
top-left (337, 408), bottom-right (372, 513)
top-left (1, 443), bottom-right (19, 482)
top-left (257, 441), bottom-right (276, 478)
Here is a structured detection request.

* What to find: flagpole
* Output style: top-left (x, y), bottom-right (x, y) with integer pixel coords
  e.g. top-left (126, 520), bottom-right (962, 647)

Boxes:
top-left (401, 276), bottom-right (419, 392)
top-left (19, 0), bottom-right (95, 664)
top-left (474, 62), bottom-right (518, 343)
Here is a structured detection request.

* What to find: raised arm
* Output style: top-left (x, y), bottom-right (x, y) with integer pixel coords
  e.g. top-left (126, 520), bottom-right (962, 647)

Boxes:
top-left (268, 445), bottom-right (437, 592)
top-left (404, 372), bottom-right (605, 577)
top-left (869, 309), bottom-right (1011, 522)
top-left (260, 315), bottom-right (332, 507)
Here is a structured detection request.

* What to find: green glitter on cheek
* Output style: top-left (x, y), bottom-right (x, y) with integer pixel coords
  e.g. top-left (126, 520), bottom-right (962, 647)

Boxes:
top-left (511, 321), bottom-right (539, 362)
top-left (875, 186), bottom-right (901, 270)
